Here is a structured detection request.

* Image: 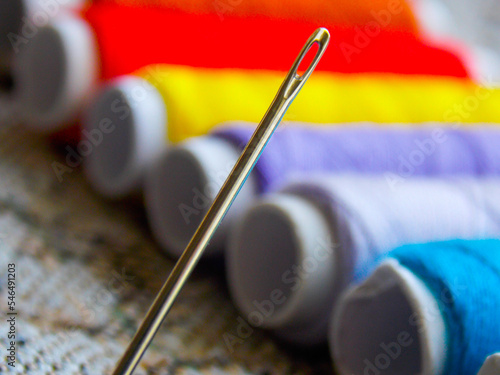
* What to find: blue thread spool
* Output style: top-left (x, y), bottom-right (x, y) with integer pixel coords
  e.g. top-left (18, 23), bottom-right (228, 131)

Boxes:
top-left (332, 240), bottom-right (500, 375)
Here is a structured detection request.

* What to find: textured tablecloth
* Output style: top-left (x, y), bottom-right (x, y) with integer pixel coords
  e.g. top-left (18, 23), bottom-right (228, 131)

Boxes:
top-left (0, 123), bottom-right (331, 374)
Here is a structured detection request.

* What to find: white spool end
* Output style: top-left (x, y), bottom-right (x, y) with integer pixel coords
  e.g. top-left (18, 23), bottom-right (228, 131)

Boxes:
top-left (478, 354), bottom-right (500, 375)
top-left (411, 0), bottom-right (455, 39)
top-left (331, 259), bottom-right (446, 375)
top-left (84, 76), bottom-right (167, 198)
top-left (227, 193), bottom-right (334, 333)
top-left (145, 136), bottom-right (257, 257)
top-left (472, 47), bottom-right (500, 86)
top-left (13, 13), bottom-right (98, 130)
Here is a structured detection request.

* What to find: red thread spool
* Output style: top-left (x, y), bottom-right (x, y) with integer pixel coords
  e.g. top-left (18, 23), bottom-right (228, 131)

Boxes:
top-left (83, 4), bottom-right (470, 80)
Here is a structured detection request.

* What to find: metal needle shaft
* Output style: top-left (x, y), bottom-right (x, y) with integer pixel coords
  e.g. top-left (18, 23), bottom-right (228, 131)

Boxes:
top-left (112, 27), bottom-right (330, 375)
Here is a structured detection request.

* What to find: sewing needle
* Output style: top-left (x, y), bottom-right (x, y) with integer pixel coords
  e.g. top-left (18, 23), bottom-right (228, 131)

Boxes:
top-left (112, 27), bottom-right (330, 375)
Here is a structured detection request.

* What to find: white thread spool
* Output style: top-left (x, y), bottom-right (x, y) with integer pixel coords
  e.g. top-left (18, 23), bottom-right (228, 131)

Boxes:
top-left (226, 175), bottom-right (500, 345)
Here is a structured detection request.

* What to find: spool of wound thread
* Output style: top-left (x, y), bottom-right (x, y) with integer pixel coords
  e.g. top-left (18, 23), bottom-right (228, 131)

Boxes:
top-left (69, 4), bottom-right (470, 79)
top-left (226, 176), bottom-right (500, 345)
top-left (332, 240), bottom-right (500, 375)
top-left (13, 2), bottom-right (470, 131)
top-left (145, 123), bottom-right (500, 256)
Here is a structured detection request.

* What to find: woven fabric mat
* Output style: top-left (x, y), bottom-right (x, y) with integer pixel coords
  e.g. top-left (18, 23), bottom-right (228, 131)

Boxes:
top-left (0, 124), bottom-right (332, 374)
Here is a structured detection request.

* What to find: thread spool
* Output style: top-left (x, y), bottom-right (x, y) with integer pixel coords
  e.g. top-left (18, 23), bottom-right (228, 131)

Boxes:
top-left (13, 12), bottom-right (99, 129)
top-left (226, 176), bottom-right (500, 345)
top-left (332, 240), bottom-right (500, 375)
top-left (13, 2), bottom-right (472, 132)
top-left (83, 76), bottom-right (167, 196)
top-left (145, 124), bottom-right (500, 256)
top-left (478, 354), bottom-right (500, 375)
top-left (144, 136), bottom-right (258, 254)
